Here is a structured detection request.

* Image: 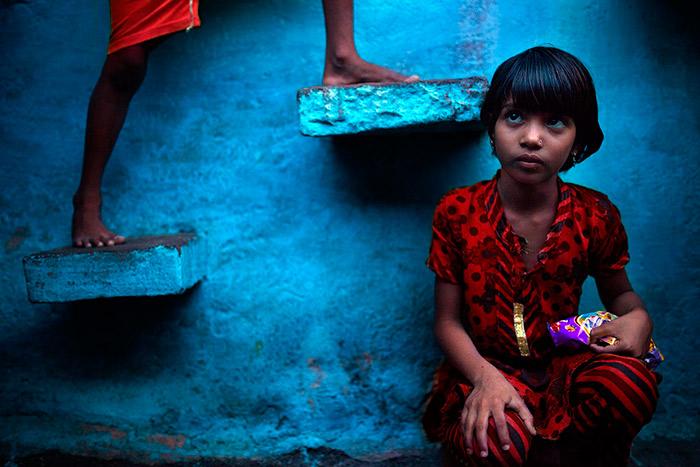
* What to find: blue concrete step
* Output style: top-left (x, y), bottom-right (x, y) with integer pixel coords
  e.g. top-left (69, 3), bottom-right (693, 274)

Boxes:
top-left (22, 233), bottom-right (207, 303)
top-left (297, 77), bottom-right (488, 136)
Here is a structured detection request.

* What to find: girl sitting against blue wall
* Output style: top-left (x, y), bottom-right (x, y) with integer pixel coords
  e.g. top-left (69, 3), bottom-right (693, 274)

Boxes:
top-left (422, 46), bottom-right (659, 466)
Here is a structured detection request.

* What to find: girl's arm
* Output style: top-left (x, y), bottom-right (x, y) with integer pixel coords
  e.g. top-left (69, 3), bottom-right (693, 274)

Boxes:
top-left (591, 268), bottom-right (653, 357)
top-left (433, 277), bottom-right (536, 458)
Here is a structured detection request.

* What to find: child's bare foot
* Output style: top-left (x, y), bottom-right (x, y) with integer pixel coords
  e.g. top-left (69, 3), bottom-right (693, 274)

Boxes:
top-left (323, 53), bottom-right (419, 86)
top-left (72, 194), bottom-right (125, 248)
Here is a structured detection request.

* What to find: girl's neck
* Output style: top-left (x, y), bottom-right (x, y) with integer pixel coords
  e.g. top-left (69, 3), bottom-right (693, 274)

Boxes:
top-left (497, 171), bottom-right (559, 214)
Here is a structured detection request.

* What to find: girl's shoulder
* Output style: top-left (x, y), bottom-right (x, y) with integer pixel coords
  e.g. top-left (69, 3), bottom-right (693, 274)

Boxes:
top-left (435, 179), bottom-right (492, 212)
top-left (564, 182), bottom-right (624, 223)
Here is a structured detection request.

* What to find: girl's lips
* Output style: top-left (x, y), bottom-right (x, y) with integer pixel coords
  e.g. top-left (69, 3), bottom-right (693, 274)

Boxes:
top-left (515, 154), bottom-right (544, 164)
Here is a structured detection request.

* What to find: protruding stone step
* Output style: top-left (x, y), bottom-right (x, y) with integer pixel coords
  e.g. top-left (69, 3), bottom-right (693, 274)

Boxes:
top-left (22, 233), bottom-right (207, 303)
top-left (297, 77), bottom-right (488, 136)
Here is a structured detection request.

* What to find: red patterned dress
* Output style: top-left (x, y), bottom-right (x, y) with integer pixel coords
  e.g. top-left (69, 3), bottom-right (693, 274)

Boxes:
top-left (422, 171), bottom-right (658, 458)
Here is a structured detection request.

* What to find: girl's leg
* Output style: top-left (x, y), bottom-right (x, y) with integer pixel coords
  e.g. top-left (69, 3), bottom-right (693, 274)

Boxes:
top-left (321, 0), bottom-right (419, 85)
top-left (567, 354), bottom-right (660, 465)
top-left (72, 38), bottom-right (163, 247)
top-left (442, 410), bottom-right (533, 467)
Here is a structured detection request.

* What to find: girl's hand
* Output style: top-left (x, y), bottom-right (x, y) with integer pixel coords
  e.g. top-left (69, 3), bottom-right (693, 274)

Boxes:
top-left (460, 366), bottom-right (537, 459)
top-left (589, 308), bottom-right (652, 358)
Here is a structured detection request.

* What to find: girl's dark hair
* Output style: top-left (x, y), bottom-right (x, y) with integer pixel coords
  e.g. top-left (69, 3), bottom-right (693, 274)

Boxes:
top-left (480, 46), bottom-right (604, 171)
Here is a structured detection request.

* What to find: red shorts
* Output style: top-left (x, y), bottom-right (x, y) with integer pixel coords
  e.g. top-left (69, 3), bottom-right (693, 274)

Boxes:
top-left (108, 0), bottom-right (201, 54)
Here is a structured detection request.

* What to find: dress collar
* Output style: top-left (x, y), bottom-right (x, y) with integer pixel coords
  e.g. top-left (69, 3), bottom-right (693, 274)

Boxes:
top-left (484, 170), bottom-right (573, 262)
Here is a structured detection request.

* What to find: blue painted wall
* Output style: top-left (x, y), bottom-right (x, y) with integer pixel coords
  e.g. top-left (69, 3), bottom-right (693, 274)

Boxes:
top-left (1, 0), bottom-right (698, 462)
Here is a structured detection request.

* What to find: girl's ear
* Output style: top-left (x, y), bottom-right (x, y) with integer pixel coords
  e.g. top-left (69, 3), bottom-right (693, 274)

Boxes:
top-left (571, 144), bottom-right (585, 165)
top-left (488, 130), bottom-right (496, 145)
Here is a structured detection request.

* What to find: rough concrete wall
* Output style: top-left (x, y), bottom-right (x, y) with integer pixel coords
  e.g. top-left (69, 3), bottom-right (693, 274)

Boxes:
top-left (1, 0), bottom-right (698, 463)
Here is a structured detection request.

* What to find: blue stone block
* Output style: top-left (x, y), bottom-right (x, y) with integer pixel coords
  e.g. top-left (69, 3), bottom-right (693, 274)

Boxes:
top-left (22, 233), bottom-right (207, 303)
top-left (297, 77), bottom-right (488, 136)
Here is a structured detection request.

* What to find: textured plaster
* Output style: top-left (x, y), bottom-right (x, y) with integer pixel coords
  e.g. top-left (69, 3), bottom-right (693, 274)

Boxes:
top-left (23, 233), bottom-right (207, 302)
top-left (297, 78), bottom-right (487, 136)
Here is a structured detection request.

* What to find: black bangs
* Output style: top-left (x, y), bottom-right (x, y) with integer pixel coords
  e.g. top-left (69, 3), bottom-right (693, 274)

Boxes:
top-left (505, 51), bottom-right (588, 119)
top-left (480, 46), bottom-right (604, 170)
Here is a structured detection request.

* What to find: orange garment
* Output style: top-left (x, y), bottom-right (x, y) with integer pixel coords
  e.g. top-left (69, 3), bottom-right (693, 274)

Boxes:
top-left (108, 0), bottom-right (200, 54)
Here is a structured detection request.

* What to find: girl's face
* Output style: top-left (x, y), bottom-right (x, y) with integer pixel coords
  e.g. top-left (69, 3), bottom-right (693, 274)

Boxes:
top-left (492, 102), bottom-right (577, 184)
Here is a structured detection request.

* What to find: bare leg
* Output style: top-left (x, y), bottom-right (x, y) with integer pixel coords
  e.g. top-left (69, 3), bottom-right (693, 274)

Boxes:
top-left (72, 39), bottom-right (161, 248)
top-left (321, 0), bottom-right (419, 86)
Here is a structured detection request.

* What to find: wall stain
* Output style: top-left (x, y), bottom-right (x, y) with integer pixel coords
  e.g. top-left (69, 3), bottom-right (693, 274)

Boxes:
top-left (147, 433), bottom-right (186, 450)
top-left (307, 357), bottom-right (326, 389)
top-left (80, 423), bottom-right (127, 440)
top-left (5, 226), bottom-right (29, 252)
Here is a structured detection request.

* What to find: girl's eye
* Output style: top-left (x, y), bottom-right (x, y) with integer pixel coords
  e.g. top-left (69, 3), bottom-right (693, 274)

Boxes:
top-left (505, 111), bottom-right (523, 123)
top-left (546, 118), bottom-right (567, 129)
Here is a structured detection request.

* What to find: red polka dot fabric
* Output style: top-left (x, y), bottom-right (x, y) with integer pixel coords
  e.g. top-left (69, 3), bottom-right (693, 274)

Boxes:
top-left (422, 170), bottom-right (631, 441)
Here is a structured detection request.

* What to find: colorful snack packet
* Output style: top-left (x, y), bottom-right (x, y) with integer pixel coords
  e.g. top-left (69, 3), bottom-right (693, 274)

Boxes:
top-left (547, 311), bottom-right (664, 369)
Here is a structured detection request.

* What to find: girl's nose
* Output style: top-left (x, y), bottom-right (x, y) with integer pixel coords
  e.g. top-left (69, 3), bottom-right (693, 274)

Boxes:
top-left (520, 125), bottom-right (544, 148)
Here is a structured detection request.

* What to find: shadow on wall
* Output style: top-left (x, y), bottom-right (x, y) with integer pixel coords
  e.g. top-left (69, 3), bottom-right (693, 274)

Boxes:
top-left (198, 0), bottom-right (308, 32)
top-left (1, 285), bottom-right (201, 381)
top-left (633, 0), bottom-right (700, 76)
top-left (639, 0), bottom-right (700, 37)
top-left (329, 131), bottom-right (484, 204)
